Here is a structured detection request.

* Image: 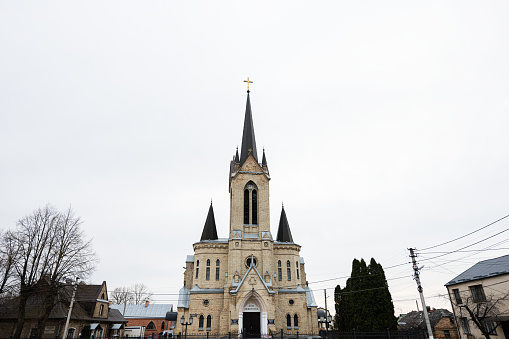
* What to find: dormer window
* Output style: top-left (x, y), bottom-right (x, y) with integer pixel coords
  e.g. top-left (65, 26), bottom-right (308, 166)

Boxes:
top-left (244, 181), bottom-right (258, 225)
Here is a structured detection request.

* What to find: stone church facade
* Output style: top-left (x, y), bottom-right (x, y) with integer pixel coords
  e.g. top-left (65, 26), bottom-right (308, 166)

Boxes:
top-left (175, 91), bottom-right (318, 337)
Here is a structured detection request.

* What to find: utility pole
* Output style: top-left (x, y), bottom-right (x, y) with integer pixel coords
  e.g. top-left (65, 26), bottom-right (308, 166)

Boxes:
top-left (324, 289), bottom-right (329, 338)
top-left (62, 277), bottom-right (79, 339)
top-left (409, 248), bottom-right (434, 339)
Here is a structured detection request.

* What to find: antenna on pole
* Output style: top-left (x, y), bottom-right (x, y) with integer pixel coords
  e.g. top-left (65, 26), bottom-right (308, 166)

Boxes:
top-left (409, 248), bottom-right (434, 339)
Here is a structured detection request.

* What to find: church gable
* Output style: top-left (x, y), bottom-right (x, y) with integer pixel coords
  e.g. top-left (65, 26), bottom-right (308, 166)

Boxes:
top-left (231, 265), bottom-right (274, 296)
top-left (239, 154), bottom-right (263, 173)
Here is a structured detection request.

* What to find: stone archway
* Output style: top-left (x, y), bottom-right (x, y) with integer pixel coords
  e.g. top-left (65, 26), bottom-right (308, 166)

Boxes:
top-left (238, 291), bottom-right (267, 337)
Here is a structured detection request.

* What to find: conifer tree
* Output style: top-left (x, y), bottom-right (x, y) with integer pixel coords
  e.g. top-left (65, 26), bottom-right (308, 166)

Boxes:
top-left (334, 258), bottom-right (397, 331)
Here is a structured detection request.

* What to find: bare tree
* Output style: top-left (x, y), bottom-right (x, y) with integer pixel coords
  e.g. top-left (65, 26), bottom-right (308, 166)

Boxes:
top-left (132, 283), bottom-right (153, 304)
top-left (111, 286), bottom-right (133, 305)
top-left (7, 205), bottom-right (97, 339)
top-left (449, 287), bottom-right (509, 339)
top-left (0, 230), bottom-right (16, 296)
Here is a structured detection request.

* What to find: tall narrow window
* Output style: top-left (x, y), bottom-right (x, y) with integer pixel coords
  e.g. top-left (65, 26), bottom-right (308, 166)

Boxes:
top-left (287, 314), bottom-right (291, 329)
top-left (207, 259), bottom-right (210, 266)
top-left (296, 261), bottom-right (300, 280)
top-left (287, 268), bottom-right (291, 281)
top-left (207, 315), bottom-right (212, 330)
top-left (196, 268), bottom-right (199, 279)
top-left (216, 267), bottom-right (220, 281)
top-left (252, 189), bottom-right (257, 224)
top-left (244, 189), bottom-right (249, 224)
top-left (216, 259), bottom-right (220, 266)
top-left (197, 260), bottom-right (199, 267)
top-left (278, 260), bottom-right (282, 281)
top-left (206, 267), bottom-right (210, 280)
top-left (294, 315), bottom-right (299, 329)
top-left (452, 289), bottom-right (462, 304)
top-left (199, 315), bottom-right (204, 330)
top-left (161, 322), bottom-right (165, 330)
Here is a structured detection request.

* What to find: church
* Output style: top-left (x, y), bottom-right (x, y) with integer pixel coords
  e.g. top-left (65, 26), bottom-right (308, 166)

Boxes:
top-left (175, 86), bottom-right (318, 337)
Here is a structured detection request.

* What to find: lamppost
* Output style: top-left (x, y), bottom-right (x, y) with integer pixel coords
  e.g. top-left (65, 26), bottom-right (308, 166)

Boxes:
top-left (62, 277), bottom-right (80, 339)
top-left (180, 315), bottom-right (193, 339)
top-left (318, 310), bottom-right (332, 339)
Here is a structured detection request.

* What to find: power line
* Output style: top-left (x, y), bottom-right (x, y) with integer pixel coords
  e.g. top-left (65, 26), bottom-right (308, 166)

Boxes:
top-left (419, 214), bottom-right (509, 251)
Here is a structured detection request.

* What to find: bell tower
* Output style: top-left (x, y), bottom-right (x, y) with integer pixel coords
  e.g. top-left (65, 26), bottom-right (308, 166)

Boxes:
top-left (229, 90), bottom-right (271, 236)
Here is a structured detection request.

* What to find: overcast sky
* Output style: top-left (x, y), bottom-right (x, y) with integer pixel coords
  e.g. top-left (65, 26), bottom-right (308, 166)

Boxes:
top-left (1, 1), bottom-right (509, 315)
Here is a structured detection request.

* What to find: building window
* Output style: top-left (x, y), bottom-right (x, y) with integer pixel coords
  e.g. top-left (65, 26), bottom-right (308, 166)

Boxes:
top-left (460, 318), bottom-right (471, 334)
top-left (444, 330), bottom-right (450, 338)
top-left (287, 260), bottom-right (290, 267)
top-left (203, 299), bottom-right (209, 306)
top-left (66, 328), bottom-right (76, 338)
top-left (296, 261), bottom-right (300, 280)
top-left (287, 314), bottom-right (291, 329)
top-left (207, 259), bottom-right (210, 266)
top-left (216, 259), bottom-right (220, 266)
top-left (287, 268), bottom-right (291, 281)
top-left (485, 321), bottom-right (497, 335)
top-left (252, 189), bottom-right (257, 224)
top-left (216, 267), bottom-right (220, 281)
top-left (197, 260), bottom-right (199, 267)
top-left (452, 288), bottom-right (462, 304)
top-left (199, 315), bottom-right (204, 330)
top-left (294, 314), bottom-right (299, 329)
top-left (206, 267), bottom-right (210, 280)
top-left (147, 321), bottom-right (156, 330)
top-left (99, 304), bottom-right (104, 316)
top-left (470, 285), bottom-right (486, 302)
top-left (161, 321), bottom-right (165, 330)
top-left (244, 189), bottom-right (249, 224)
top-left (196, 268), bottom-right (199, 279)
top-left (207, 315), bottom-right (212, 330)
top-left (278, 260), bottom-right (282, 281)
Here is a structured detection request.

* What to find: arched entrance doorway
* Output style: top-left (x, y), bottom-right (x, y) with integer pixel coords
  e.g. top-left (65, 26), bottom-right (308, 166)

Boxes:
top-left (239, 292), bottom-right (267, 338)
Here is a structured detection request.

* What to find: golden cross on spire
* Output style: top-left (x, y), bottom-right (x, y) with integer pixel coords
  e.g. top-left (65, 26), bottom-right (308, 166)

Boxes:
top-left (244, 77), bottom-right (253, 91)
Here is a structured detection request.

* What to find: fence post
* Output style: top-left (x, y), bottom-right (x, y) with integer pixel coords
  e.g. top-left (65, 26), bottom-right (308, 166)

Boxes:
top-left (353, 328), bottom-right (356, 339)
top-left (178, 332), bottom-right (181, 339)
top-left (387, 328), bottom-right (391, 339)
top-left (229, 332), bottom-right (231, 339)
top-left (281, 328), bottom-right (284, 339)
top-left (207, 332), bottom-right (209, 339)
top-left (297, 331), bottom-right (299, 339)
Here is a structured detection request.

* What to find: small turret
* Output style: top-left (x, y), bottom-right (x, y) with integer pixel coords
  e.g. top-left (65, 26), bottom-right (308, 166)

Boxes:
top-left (276, 205), bottom-right (294, 243)
top-left (200, 203), bottom-right (218, 241)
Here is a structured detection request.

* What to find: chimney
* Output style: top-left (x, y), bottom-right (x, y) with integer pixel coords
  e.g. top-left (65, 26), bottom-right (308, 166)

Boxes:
top-left (145, 300), bottom-right (150, 307)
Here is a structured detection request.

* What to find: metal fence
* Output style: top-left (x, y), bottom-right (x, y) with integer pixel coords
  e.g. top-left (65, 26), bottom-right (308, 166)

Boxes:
top-left (0, 330), bottom-right (427, 339)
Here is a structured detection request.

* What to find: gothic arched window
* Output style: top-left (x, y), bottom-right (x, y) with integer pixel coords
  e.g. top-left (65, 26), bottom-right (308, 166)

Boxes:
top-left (199, 315), bottom-right (204, 330)
top-left (252, 189), bottom-right (257, 225)
top-left (147, 321), bottom-right (155, 330)
top-left (244, 189), bottom-right (249, 224)
top-left (196, 260), bottom-right (200, 267)
top-left (287, 314), bottom-right (291, 328)
top-left (278, 260), bottom-right (281, 267)
top-left (294, 315), bottom-right (299, 328)
top-left (207, 259), bottom-right (210, 266)
top-left (161, 321), bottom-right (165, 330)
top-left (206, 315), bottom-right (212, 330)
top-left (216, 259), bottom-right (220, 266)
top-left (243, 181), bottom-right (258, 225)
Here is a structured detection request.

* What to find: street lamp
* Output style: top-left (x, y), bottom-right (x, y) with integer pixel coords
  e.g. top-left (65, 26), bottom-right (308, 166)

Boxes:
top-left (318, 310), bottom-right (332, 339)
top-left (180, 315), bottom-right (193, 339)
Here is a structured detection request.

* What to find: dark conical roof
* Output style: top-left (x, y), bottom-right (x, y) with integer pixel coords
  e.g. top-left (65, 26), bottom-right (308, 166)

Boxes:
top-left (235, 147), bottom-right (240, 163)
top-left (240, 92), bottom-right (258, 165)
top-left (200, 203), bottom-right (218, 241)
top-left (262, 148), bottom-right (267, 166)
top-left (276, 206), bottom-right (294, 243)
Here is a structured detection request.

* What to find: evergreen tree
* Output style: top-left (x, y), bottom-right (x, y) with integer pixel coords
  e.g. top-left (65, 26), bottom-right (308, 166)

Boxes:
top-left (334, 258), bottom-right (397, 331)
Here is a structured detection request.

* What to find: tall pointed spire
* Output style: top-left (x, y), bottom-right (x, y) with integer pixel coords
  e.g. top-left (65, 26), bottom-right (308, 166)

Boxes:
top-left (276, 205), bottom-right (294, 243)
top-left (240, 92), bottom-right (258, 165)
top-left (262, 148), bottom-right (267, 166)
top-left (235, 147), bottom-right (240, 163)
top-left (200, 202), bottom-right (218, 241)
